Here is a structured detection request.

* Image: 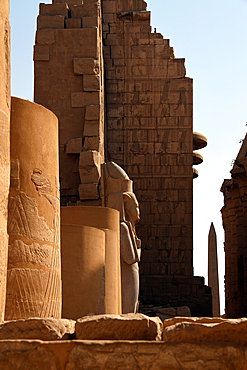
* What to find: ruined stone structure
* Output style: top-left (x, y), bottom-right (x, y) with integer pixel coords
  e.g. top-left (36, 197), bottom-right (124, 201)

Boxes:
top-left (0, 0), bottom-right (10, 322)
top-left (2, 0), bottom-right (247, 368)
top-left (34, 0), bottom-right (105, 205)
top-left (101, 1), bottom-right (209, 313)
top-left (33, 0), bottom-right (211, 315)
top-left (6, 97), bottom-right (61, 320)
top-left (221, 134), bottom-right (247, 318)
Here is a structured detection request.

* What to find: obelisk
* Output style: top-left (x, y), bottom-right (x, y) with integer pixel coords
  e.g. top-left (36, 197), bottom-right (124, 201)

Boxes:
top-left (208, 222), bottom-right (220, 316)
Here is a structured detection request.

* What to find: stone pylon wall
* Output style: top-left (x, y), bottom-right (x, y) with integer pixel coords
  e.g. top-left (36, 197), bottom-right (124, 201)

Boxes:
top-left (0, 0), bottom-right (10, 322)
top-left (5, 97), bottom-right (61, 320)
top-left (221, 139), bottom-right (247, 318)
top-left (34, 0), bottom-right (105, 205)
top-left (102, 0), bottom-right (195, 306)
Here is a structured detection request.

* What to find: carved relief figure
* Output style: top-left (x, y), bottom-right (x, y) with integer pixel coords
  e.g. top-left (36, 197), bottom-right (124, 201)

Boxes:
top-left (104, 162), bottom-right (141, 313)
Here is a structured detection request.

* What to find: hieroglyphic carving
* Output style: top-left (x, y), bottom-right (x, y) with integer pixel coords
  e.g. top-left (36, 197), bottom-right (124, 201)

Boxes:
top-left (6, 188), bottom-right (61, 320)
top-left (31, 168), bottom-right (53, 194)
top-left (5, 267), bottom-right (61, 320)
top-left (30, 171), bottom-right (61, 317)
top-left (8, 240), bottom-right (52, 269)
top-left (8, 192), bottom-right (54, 243)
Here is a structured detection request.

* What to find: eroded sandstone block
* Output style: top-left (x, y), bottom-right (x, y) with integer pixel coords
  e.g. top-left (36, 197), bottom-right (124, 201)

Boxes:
top-left (0, 342), bottom-right (57, 370)
top-left (76, 313), bottom-right (163, 340)
top-left (65, 18), bottom-right (82, 28)
top-left (33, 45), bottom-right (50, 61)
top-left (37, 15), bottom-right (65, 30)
top-left (83, 75), bottom-right (100, 91)
top-left (0, 318), bottom-right (75, 340)
top-left (82, 16), bottom-right (98, 28)
top-left (83, 136), bottom-right (100, 151)
top-left (66, 138), bottom-right (82, 154)
top-left (78, 183), bottom-right (99, 199)
top-left (36, 29), bottom-right (55, 45)
top-left (162, 317), bottom-right (247, 347)
top-left (85, 105), bottom-right (100, 121)
top-left (39, 3), bottom-right (69, 17)
top-left (73, 57), bottom-right (99, 75)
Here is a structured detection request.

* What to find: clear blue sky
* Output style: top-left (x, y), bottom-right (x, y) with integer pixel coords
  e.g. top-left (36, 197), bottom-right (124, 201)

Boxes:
top-left (10, 0), bottom-right (247, 314)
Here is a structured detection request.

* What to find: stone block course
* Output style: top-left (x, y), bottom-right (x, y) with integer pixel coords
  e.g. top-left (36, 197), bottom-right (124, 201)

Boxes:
top-left (84, 121), bottom-right (100, 136)
top-left (66, 138), bottom-right (82, 154)
top-left (84, 136), bottom-right (101, 151)
top-left (70, 4), bottom-right (99, 18)
top-left (78, 182), bottom-right (99, 199)
top-left (71, 92), bottom-right (100, 107)
top-left (83, 75), bottom-right (100, 91)
top-left (102, 1), bottom-right (117, 13)
top-left (37, 15), bottom-right (65, 30)
top-left (39, 3), bottom-right (69, 17)
top-left (85, 105), bottom-right (100, 121)
top-left (65, 18), bottom-right (82, 28)
top-left (73, 57), bottom-right (99, 75)
top-left (33, 45), bottom-right (50, 61)
top-left (0, 340), bottom-right (245, 369)
top-left (36, 29), bottom-right (55, 45)
top-left (82, 16), bottom-right (98, 28)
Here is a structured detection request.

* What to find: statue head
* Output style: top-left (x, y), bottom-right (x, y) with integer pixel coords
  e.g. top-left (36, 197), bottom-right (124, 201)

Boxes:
top-left (103, 161), bottom-right (140, 224)
top-left (123, 192), bottom-right (140, 224)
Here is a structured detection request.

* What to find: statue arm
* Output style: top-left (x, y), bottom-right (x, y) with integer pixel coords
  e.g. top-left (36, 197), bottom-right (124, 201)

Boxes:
top-left (120, 222), bottom-right (141, 265)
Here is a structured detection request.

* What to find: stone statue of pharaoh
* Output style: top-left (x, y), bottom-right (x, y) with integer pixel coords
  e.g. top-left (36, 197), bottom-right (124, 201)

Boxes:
top-left (104, 162), bottom-right (141, 314)
top-left (121, 192), bottom-right (141, 313)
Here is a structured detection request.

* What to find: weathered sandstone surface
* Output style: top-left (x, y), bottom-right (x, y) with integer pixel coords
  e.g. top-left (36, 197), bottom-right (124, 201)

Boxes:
top-left (0, 318), bottom-right (75, 340)
top-left (0, 0), bottom-right (10, 322)
top-left (0, 340), bottom-right (245, 370)
top-left (163, 316), bottom-right (226, 328)
top-left (76, 313), bottom-right (163, 340)
top-left (163, 317), bottom-right (247, 347)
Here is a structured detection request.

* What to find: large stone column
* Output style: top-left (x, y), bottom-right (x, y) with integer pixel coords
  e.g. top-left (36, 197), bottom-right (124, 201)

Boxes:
top-left (0, 0), bottom-right (10, 322)
top-left (61, 206), bottom-right (121, 319)
top-left (5, 97), bottom-right (61, 320)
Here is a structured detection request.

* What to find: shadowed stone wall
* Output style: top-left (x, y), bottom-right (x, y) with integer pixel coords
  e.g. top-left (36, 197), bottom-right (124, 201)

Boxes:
top-left (221, 134), bottom-right (247, 318)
